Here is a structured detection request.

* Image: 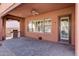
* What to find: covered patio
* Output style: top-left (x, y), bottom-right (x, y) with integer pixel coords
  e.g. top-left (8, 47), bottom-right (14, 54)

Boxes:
top-left (0, 3), bottom-right (79, 56)
top-left (0, 37), bottom-right (74, 56)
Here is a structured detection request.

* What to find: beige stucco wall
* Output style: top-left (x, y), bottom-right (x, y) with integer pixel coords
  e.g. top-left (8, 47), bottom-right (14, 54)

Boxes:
top-left (25, 6), bottom-right (75, 45)
top-left (75, 3), bottom-right (79, 55)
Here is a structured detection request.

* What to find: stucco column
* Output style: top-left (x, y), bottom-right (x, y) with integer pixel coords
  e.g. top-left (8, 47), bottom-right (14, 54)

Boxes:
top-left (0, 17), bottom-right (3, 41)
top-left (75, 3), bottom-right (79, 56)
top-left (20, 18), bottom-right (25, 37)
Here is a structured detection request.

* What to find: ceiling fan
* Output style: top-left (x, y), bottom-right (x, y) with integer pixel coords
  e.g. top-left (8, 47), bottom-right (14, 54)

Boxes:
top-left (31, 9), bottom-right (39, 15)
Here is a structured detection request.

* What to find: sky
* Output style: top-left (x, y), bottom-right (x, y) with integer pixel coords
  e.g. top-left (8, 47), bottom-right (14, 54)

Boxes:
top-left (6, 20), bottom-right (20, 29)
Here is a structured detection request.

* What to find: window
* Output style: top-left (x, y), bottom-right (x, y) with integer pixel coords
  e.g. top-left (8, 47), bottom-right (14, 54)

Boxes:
top-left (44, 18), bottom-right (51, 32)
top-left (28, 21), bottom-right (33, 32)
top-left (28, 18), bottom-right (52, 33)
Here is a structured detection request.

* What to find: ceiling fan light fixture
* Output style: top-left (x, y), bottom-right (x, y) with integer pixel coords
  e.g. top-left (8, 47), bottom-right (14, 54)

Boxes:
top-left (31, 9), bottom-right (39, 15)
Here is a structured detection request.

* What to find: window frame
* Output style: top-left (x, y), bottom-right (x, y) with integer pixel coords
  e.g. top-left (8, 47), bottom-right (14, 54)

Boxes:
top-left (28, 18), bottom-right (52, 33)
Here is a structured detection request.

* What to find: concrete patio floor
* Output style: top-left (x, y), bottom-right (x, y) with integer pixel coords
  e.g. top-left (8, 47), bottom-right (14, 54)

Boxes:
top-left (0, 37), bottom-right (75, 56)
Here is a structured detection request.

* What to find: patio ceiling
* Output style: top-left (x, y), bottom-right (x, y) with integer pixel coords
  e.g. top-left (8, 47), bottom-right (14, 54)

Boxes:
top-left (7, 3), bottom-right (75, 18)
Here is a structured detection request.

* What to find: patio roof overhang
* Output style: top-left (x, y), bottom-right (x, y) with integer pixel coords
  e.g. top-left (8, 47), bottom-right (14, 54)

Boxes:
top-left (7, 3), bottom-right (75, 18)
top-left (0, 3), bottom-right (21, 17)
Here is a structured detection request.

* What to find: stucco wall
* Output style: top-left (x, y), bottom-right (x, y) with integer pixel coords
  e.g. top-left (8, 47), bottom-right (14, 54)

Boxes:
top-left (25, 6), bottom-right (75, 45)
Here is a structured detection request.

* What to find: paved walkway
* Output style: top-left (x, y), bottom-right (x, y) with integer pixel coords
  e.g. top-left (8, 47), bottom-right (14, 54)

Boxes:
top-left (0, 37), bottom-right (75, 56)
